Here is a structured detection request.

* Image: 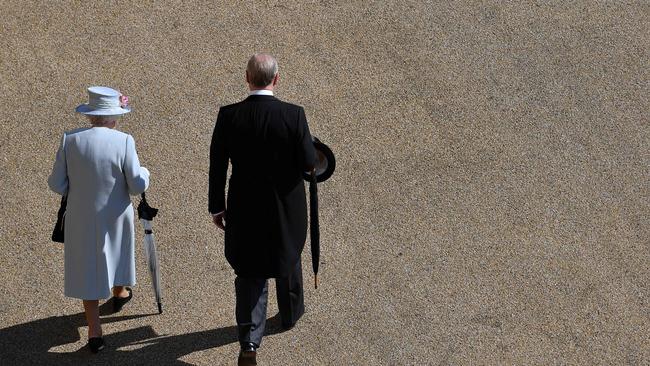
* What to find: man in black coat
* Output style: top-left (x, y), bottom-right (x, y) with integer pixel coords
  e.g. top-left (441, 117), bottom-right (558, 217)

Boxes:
top-left (209, 53), bottom-right (316, 366)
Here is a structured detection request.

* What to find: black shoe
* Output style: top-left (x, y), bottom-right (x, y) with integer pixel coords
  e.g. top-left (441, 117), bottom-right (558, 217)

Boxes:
top-left (88, 337), bottom-right (105, 353)
top-left (112, 288), bottom-right (132, 313)
top-left (238, 343), bottom-right (257, 366)
top-left (268, 312), bottom-right (298, 333)
top-left (281, 321), bottom-right (297, 331)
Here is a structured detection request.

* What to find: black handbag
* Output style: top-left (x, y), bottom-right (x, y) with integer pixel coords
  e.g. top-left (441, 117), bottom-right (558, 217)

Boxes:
top-left (51, 195), bottom-right (67, 243)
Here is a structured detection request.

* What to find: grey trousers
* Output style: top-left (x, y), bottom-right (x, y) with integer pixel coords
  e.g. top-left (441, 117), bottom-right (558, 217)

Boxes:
top-left (235, 259), bottom-right (305, 348)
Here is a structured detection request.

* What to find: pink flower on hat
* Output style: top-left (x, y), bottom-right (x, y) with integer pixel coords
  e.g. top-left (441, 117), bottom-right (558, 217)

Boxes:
top-left (119, 95), bottom-right (129, 108)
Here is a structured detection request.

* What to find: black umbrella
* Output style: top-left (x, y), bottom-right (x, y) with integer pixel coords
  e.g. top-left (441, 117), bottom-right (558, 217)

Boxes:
top-left (304, 136), bottom-right (336, 289)
top-left (137, 193), bottom-right (163, 314)
top-left (309, 171), bottom-right (319, 289)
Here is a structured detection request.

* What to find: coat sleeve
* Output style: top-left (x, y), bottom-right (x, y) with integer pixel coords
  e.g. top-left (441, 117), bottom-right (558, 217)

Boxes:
top-left (297, 107), bottom-right (317, 171)
top-left (48, 133), bottom-right (69, 195)
top-left (124, 134), bottom-right (150, 195)
top-left (209, 108), bottom-right (229, 214)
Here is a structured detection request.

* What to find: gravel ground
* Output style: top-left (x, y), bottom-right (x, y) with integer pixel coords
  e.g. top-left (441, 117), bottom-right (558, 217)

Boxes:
top-left (0, 1), bottom-right (648, 365)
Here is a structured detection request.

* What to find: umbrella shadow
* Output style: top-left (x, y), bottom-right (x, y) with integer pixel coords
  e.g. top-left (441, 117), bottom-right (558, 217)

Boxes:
top-left (0, 304), bottom-right (288, 366)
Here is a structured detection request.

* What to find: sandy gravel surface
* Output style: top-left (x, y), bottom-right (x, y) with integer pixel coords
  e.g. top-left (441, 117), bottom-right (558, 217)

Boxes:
top-left (1, 1), bottom-right (648, 365)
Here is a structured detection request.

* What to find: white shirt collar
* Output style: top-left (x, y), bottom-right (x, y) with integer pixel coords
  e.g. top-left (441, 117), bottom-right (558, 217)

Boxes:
top-left (249, 90), bottom-right (274, 96)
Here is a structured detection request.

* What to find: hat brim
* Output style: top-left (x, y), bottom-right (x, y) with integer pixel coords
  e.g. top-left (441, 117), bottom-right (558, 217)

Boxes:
top-left (75, 104), bottom-right (131, 116)
top-left (303, 138), bottom-right (336, 183)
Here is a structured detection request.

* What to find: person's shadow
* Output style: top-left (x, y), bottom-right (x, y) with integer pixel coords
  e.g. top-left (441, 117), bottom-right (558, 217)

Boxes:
top-left (0, 300), bottom-right (288, 365)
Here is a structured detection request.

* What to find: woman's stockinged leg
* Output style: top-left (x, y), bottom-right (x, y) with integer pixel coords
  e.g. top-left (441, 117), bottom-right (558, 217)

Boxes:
top-left (112, 286), bottom-right (129, 298)
top-left (82, 300), bottom-right (102, 338)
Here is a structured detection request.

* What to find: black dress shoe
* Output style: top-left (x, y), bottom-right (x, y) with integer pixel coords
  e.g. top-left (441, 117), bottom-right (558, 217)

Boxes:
top-left (112, 288), bottom-right (132, 313)
top-left (238, 343), bottom-right (257, 366)
top-left (88, 337), bottom-right (105, 353)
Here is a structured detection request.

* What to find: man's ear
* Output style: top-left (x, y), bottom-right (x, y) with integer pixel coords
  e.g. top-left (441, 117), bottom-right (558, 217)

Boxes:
top-left (245, 70), bottom-right (250, 84)
top-left (272, 73), bottom-right (279, 86)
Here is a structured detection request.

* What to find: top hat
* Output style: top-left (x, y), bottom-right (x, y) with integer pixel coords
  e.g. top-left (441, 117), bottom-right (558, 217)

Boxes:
top-left (304, 136), bottom-right (336, 183)
top-left (75, 86), bottom-right (131, 116)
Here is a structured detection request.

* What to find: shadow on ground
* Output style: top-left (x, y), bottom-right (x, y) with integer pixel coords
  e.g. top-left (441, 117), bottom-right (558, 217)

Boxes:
top-left (0, 301), bottom-right (287, 365)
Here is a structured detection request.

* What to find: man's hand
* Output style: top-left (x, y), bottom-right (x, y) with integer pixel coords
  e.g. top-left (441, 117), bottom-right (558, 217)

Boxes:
top-left (212, 211), bottom-right (226, 231)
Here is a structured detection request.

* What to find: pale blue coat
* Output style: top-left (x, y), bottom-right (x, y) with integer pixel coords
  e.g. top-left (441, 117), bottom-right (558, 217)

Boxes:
top-left (48, 127), bottom-right (150, 300)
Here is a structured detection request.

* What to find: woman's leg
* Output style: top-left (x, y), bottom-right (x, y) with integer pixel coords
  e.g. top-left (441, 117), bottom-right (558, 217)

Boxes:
top-left (82, 300), bottom-right (102, 338)
top-left (112, 286), bottom-right (129, 298)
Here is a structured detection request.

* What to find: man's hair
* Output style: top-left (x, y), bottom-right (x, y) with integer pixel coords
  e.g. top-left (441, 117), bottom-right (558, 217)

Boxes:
top-left (247, 53), bottom-right (278, 88)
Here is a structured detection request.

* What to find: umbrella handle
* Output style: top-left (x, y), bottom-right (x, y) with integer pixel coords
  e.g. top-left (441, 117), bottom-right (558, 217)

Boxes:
top-left (314, 274), bottom-right (318, 289)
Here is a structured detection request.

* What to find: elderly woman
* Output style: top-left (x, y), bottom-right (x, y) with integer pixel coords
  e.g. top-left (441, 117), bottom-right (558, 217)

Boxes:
top-left (48, 86), bottom-right (150, 353)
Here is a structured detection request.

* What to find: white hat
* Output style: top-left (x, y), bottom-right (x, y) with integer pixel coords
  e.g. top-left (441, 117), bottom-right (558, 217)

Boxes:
top-left (75, 86), bottom-right (131, 116)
